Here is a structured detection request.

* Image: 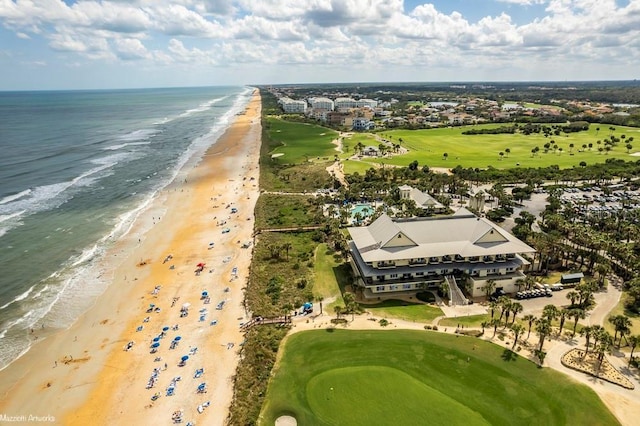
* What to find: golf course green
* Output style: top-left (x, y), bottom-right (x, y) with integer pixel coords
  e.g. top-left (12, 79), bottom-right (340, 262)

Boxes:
top-left (259, 329), bottom-right (619, 426)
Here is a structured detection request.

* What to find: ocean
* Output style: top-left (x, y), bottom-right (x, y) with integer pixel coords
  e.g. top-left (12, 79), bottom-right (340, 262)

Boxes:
top-left (0, 86), bottom-right (253, 369)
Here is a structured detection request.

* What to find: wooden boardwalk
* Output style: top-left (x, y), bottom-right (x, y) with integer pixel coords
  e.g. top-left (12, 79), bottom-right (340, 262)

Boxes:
top-left (240, 316), bottom-right (292, 330)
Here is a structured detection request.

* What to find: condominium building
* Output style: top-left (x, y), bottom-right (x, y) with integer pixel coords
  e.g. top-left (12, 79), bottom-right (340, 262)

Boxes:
top-left (278, 97), bottom-right (307, 113)
top-left (308, 97), bottom-right (335, 111)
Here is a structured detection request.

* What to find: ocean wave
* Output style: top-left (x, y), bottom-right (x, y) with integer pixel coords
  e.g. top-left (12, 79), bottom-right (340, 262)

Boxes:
top-left (103, 141), bottom-right (152, 151)
top-left (0, 284), bottom-right (36, 311)
top-left (117, 128), bottom-right (159, 142)
top-left (0, 189), bottom-right (32, 205)
top-left (0, 151), bottom-right (140, 233)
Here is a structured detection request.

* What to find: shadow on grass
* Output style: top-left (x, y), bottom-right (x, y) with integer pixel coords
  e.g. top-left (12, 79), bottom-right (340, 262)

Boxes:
top-left (501, 349), bottom-right (518, 362)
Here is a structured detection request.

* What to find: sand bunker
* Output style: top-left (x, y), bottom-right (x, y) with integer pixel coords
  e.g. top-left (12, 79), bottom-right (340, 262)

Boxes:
top-left (275, 415), bottom-right (297, 426)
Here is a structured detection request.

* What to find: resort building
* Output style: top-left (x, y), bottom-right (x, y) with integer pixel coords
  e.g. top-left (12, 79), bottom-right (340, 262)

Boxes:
top-left (398, 185), bottom-right (446, 213)
top-left (347, 209), bottom-right (535, 300)
top-left (278, 97), bottom-right (307, 113)
top-left (308, 97), bottom-right (335, 111)
top-left (334, 97), bottom-right (358, 110)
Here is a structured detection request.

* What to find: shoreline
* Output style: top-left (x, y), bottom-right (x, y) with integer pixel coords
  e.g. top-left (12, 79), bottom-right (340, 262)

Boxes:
top-left (0, 90), bottom-right (262, 425)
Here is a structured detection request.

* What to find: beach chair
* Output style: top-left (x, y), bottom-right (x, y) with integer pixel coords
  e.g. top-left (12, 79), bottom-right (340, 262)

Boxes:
top-left (194, 368), bottom-right (204, 378)
top-left (166, 386), bottom-right (175, 397)
top-left (197, 382), bottom-right (207, 393)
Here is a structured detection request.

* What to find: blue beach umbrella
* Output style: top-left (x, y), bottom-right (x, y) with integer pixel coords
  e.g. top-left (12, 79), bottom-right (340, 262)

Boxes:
top-left (174, 336), bottom-right (182, 341)
top-left (152, 337), bottom-right (160, 342)
top-left (181, 355), bottom-right (189, 362)
top-left (162, 326), bottom-right (170, 332)
top-left (201, 291), bottom-right (208, 297)
top-left (151, 342), bottom-right (160, 348)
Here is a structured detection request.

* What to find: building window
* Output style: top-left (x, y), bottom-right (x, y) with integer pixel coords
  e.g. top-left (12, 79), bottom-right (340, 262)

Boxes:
top-left (416, 272), bottom-right (424, 276)
top-left (403, 284), bottom-right (412, 290)
top-left (390, 273), bottom-right (398, 278)
top-left (376, 286), bottom-right (385, 292)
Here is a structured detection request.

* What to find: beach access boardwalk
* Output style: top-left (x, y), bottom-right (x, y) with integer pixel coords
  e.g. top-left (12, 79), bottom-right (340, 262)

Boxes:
top-left (240, 316), bottom-right (292, 330)
top-left (255, 225), bottom-right (323, 235)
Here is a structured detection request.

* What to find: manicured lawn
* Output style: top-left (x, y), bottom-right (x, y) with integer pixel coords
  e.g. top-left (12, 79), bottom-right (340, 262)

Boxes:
top-left (439, 313), bottom-right (490, 328)
top-left (313, 243), bottom-right (345, 309)
top-left (266, 118), bottom-right (338, 163)
top-left (372, 124), bottom-right (640, 170)
top-left (259, 330), bottom-right (619, 426)
top-left (363, 299), bottom-right (443, 323)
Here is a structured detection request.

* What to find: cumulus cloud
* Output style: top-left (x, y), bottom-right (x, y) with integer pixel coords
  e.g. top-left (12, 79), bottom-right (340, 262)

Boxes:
top-left (0, 0), bottom-right (638, 83)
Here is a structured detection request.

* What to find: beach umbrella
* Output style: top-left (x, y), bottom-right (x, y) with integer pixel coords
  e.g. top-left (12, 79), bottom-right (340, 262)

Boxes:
top-left (162, 326), bottom-right (170, 332)
top-left (153, 337), bottom-right (160, 342)
top-left (174, 336), bottom-right (182, 341)
top-left (201, 291), bottom-right (208, 297)
top-left (196, 262), bottom-right (205, 267)
top-left (181, 355), bottom-right (189, 362)
top-left (208, 242), bottom-right (214, 246)
top-left (149, 304), bottom-right (155, 308)
top-left (151, 342), bottom-right (160, 348)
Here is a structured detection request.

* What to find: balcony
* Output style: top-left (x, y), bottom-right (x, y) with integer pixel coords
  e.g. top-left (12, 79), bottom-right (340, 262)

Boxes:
top-left (483, 256), bottom-right (494, 263)
top-left (376, 261), bottom-right (396, 269)
top-left (454, 254), bottom-right (465, 262)
top-left (442, 255), bottom-right (453, 263)
top-left (469, 256), bottom-right (479, 263)
top-left (495, 255), bottom-right (506, 262)
top-left (429, 257), bottom-right (440, 264)
top-left (409, 258), bottom-right (427, 267)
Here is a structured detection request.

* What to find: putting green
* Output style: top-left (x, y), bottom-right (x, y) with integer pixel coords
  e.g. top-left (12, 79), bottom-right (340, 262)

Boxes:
top-left (306, 366), bottom-right (489, 425)
top-left (259, 330), bottom-right (620, 426)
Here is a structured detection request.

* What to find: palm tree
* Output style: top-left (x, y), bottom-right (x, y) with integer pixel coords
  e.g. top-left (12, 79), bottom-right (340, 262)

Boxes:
top-left (594, 329), bottom-right (613, 372)
top-left (497, 295), bottom-right (511, 323)
top-left (488, 301), bottom-right (499, 319)
top-left (566, 290), bottom-right (579, 307)
top-left (580, 325), bottom-right (594, 359)
top-left (333, 305), bottom-right (343, 320)
top-left (481, 279), bottom-right (497, 299)
top-left (628, 335), bottom-right (640, 365)
top-left (569, 308), bottom-right (585, 337)
top-left (523, 314), bottom-right (536, 339)
top-left (443, 152), bottom-right (448, 160)
top-left (558, 308), bottom-right (570, 336)
top-left (491, 318), bottom-right (501, 338)
top-left (608, 315), bottom-right (632, 347)
top-left (481, 321), bottom-right (489, 335)
top-left (510, 302), bottom-right (523, 325)
top-left (505, 148), bottom-right (511, 157)
top-left (343, 292), bottom-right (358, 321)
top-left (511, 323), bottom-right (525, 350)
top-left (542, 304), bottom-right (559, 323)
top-left (536, 318), bottom-right (552, 351)
top-left (316, 295), bottom-right (325, 315)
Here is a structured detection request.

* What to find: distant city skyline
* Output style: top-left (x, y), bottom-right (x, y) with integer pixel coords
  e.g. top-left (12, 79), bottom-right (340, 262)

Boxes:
top-left (0, 0), bottom-right (638, 90)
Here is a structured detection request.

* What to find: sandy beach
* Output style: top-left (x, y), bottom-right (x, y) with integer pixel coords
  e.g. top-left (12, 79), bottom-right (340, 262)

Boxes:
top-left (0, 90), bottom-right (262, 425)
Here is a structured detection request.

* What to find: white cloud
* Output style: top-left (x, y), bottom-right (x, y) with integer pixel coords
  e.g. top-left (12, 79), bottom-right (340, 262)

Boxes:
top-left (114, 38), bottom-right (150, 60)
top-left (0, 0), bottom-right (639, 87)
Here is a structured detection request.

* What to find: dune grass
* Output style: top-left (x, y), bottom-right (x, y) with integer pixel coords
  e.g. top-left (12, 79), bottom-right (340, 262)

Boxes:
top-left (371, 124), bottom-right (640, 170)
top-left (259, 330), bottom-right (619, 426)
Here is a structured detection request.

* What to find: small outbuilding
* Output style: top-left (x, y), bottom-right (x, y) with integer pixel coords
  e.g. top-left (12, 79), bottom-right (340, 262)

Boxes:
top-left (561, 272), bottom-right (584, 286)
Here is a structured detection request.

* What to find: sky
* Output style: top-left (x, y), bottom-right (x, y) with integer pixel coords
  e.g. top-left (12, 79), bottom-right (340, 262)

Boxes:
top-left (0, 0), bottom-right (638, 90)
